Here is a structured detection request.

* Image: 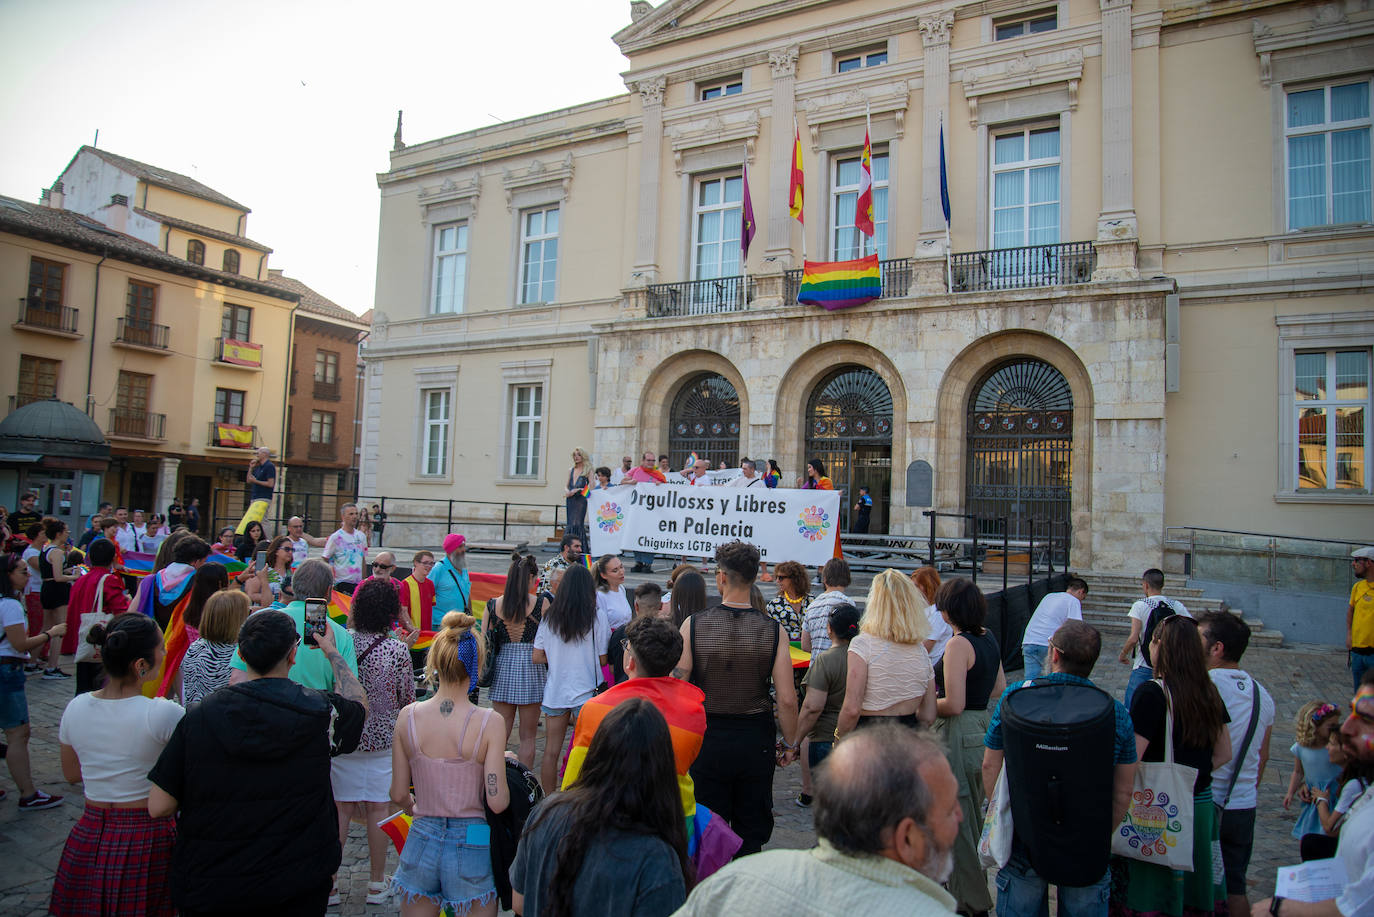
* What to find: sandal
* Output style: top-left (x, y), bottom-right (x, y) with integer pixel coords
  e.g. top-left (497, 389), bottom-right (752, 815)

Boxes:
top-left (366, 879), bottom-right (389, 905)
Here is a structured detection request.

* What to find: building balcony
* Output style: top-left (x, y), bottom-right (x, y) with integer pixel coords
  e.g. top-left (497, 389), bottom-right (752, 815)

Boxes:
top-left (8, 393), bottom-right (54, 413)
top-left (209, 421), bottom-right (257, 449)
top-left (108, 408), bottom-right (166, 441)
top-left (15, 301), bottom-right (80, 337)
top-left (114, 318), bottom-right (171, 352)
top-left (950, 241), bottom-right (1096, 292)
top-left (215, 337), bottom-right (263, 369)
top-left (783, 258), bottom-right (913, 304)
top-left (312, 378), bottom-right (341, 401)
top-left (643, 275), bottom-right (754, 318)
top-left (307, 439), bottom-right (338, 461)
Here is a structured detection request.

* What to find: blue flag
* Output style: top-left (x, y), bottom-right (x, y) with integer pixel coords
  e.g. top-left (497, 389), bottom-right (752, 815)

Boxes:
top-left (939, 122), bottom-right (951, 226)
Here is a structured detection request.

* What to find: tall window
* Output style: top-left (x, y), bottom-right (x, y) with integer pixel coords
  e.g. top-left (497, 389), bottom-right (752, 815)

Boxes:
top-left (116, 371), bottom-right (151, 414)
top-left (1287, 81), bottom-right (1372, 230)
top-left (994, 9), bottom-right (1057, 40)
top-left (221, 303), bottom-right (252, 340)
top-left (508, 384), bottom-right (543, 477)
top-left (310, 410), bottom-right (335, 444)
top-left (1294, 349), bottom-right (1369, 490)
top-left (421, 389), bottom-right (450, 476)
top-left (214, 387), bottom-right (245, 424)
top-left (314, 350), bottom-right (338, 383)
top-left (126, 281), bottom-right (156, 326)
top-left (519, 207), bottom-right (559, 304)
top-left (17, 355), bottom-right (58, 406)
top-left (992, 126), bottom-right (1061, 248)
top-left (27, 257), bottom-right (65, 310)
top-left (432, 223), bottom-right (468, 313)
top-left (222, 249), bottom-right (240, 274)
top-left (693, 174), bottom-right (743, 279)
top-left (187, 240), bottom-right (205, 265)
top-left (832, 152), bottom-right (890, 259)
top-left (836, 48), bottom-right (887, 72)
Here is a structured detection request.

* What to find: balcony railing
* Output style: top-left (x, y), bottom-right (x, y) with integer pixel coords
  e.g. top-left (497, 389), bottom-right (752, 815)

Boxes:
top-left (208, 421), bottom-right (257, 449)
top-left (108, 408), bottom-right (166, 440)
top-left (17, 301), bottom-right (79, 335)
top-left (784, 257), bottom-right (913, 304)
top-left (115, 318), bottom-right (170, 350)
top-left (308, 439), bottom-right (338, 460)
top-left (951, 241), bottom-right (1096, 292)
top-left (313, 378), bottom-right (341, 400)
top-left (8, 393), bottom-right (54, 413)
top-left (644, 275), bottom-right (754, 318)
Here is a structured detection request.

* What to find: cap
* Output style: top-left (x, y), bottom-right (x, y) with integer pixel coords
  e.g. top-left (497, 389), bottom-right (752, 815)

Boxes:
top-left (1353, 547), bottom-right (1374, 561)
top-left (443, 533), bottom-right (467, 554)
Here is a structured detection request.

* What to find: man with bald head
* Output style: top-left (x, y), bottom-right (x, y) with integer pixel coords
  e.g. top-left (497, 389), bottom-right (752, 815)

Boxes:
top-left (286, 516), bottom-right (328, 569)
top-left (672, 724), bottom-right (960, 915)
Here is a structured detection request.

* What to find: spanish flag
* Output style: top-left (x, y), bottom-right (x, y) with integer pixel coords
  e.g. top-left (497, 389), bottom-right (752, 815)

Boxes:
top-left (220, 338), bottom-right (263, 367)
top-left (214, 423), bottom-right (255, 448)
top-left (797, 255), bottom-right (881, 311)
top-left (788, 121), bottom-right (804, 223)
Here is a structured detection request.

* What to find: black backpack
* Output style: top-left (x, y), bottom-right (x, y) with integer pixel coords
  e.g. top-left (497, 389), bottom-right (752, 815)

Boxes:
top-left (1139, 598), bottom-right (1177, 667)
top-left (484, 757), bottom-right (544, 911)
top-left (1001, 680), bottom-right (1118, 887)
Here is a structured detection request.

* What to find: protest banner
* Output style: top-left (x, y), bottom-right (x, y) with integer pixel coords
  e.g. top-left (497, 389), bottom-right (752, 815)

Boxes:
top-left (586, 484), bottom-right (841, 566)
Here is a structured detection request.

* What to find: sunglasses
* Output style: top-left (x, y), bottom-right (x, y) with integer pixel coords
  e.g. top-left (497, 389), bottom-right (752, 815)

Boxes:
top-left (373, 563), bottom-right (395, 570)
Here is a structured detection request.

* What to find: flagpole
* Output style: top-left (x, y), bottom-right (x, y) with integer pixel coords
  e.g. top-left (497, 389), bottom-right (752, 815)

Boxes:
top-left (941, 111), bottom-right (952, 293)
top-left (741, 142), bottom-right (749, 310)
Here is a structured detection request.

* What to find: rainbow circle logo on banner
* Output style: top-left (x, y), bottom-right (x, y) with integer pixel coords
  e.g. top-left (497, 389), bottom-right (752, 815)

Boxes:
top-left (796, 505), bottom-right (832, 541)
top-left (596, 502), bottom-right (625, 533)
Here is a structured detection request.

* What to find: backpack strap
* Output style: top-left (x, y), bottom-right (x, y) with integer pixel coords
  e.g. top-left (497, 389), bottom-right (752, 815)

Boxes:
top-left (1221, 676), bottom-right (1263, 809)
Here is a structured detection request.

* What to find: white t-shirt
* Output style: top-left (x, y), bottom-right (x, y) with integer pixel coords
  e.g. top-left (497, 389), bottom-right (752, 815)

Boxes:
top-left (1335, 782), bottom-right (1373, 916)
top-left (21, 546), bottom-right (42, 595)
top-left (1127, 595), bottom-right (1191, 668)
top-left (324, 528), bottom-right (368, 584)
top-left (727, 475), bottom-right (765, 488)
top-left (290, 536), bottom-right (310, 568)
top-left (0, 596), bottom-right (29, 659)
top-left (535, 606), bottom-right (611, 710)
top-left (1023, 591), bottom-right (1083, 647)
top-left (1336, 777), bottom-right (1368, 817)
top-left (597, 587), bottom-right (633, 630)
top-left (925, 605), bottom-right (953, 667)
top-left (1208, 668), bottom-right (1276, 809)
top-left (114, 524), bottom-right (138, 553)
top-left (58, 693), bottom-right (185, 802)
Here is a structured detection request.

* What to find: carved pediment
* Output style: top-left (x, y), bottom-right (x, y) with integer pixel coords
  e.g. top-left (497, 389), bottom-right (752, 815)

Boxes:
top-left (665, 108), bottom-right (761, 173)
top-left (797, 83), bottom-right (911, 149)
top-left (501, 153), bottom-right (575, 210)
top-left (418, 174), bottom-right (481, 210)
top-left (1252, 8), bottom-right (1374, 87)
top-left (959, 48), bottom-right (1084, 126)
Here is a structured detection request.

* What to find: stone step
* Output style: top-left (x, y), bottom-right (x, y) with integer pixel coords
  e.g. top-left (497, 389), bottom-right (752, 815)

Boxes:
top-left (1079, 611), bottom-right (1283, 646)
top-left (1083, 585), bottom-right (1210, 600)
top-left (1085, 598), bottom-right (1231, 616)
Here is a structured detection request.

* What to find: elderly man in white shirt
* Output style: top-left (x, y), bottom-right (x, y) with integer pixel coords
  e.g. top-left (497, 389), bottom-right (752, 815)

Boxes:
top-left (727, 459), bottom-right (766, 488)
top-left (1021, 576), bottom-right (1088, 679)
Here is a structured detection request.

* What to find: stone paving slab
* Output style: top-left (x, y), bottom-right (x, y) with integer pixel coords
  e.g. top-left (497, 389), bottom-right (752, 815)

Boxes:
top-left (0, 580), bottom-right (1352, 915)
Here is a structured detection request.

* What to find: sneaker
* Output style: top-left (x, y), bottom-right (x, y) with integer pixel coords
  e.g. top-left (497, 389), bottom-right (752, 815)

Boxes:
top-left (42, 668), bottom-right (71, 680)
top-left (366, 880), bottom-right (390, 905)
top-left (18, 790), bottom-right (62, 810)
top-left (23, 664), bottom-right (38, 674)
top-left (796, 793), bottom-right (813, 808)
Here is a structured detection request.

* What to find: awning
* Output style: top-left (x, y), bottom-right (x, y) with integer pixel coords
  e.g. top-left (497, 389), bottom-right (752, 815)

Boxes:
top-left (0, 452), bottom-right (42, 463)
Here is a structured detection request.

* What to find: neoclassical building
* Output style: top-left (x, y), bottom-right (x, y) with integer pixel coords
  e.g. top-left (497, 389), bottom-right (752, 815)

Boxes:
top-left (361, 0), bottom-right (1372, 572)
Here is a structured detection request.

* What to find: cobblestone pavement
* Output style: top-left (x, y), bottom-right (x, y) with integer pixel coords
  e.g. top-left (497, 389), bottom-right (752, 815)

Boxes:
top-left (0, 557), bottom-right (1354, 915)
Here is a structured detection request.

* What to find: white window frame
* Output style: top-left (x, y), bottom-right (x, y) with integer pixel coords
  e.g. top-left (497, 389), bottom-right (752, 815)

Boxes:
top-left (699, 77), bottom-right (743, 101)
top-left (835, 46), bottom-right (888, 73)
top-left (498, 360), bottom-right (552, 485)
top-left (1275, 312), bottom-right (1374, 503)
top-left (1292, 349), bottom-right (1371, 491)
top-left (993, 8), bottom-right (1058, 41)
top-left (691, 173), bottom-right (744, 281)
top-left (989, 124), bottom-right (1062, 249)
top-left (432, 222), bottom-right (469, 314)
top-left (830, 149), bottom-right (890, 260)
top-left (507, 384), bottom-right (544, 479)
top-left (1283, 79), bottom-right (1373, 232)
top-left (518, 206), bottom-right (559, 305)
top-left (420, 388), bottom-right (451, 478)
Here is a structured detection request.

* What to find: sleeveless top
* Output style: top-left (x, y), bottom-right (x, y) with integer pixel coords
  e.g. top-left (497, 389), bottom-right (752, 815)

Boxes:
top-left (405, 705), bottom-right (492, 819)
top-left (39, 547), bottom-right (58, 582)
top-left (955, 628), bottom-right (1002, 711)
top-left (689, 603), bottom-right (780, 718)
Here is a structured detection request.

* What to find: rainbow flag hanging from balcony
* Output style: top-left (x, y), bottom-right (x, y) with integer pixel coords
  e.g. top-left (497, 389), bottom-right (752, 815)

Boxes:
top-left (213, 423), bottom-right (255, 448)
top-left (797, 255), bottom-right (881, 311)
top-left (220, 338), bottom-right (263, 367)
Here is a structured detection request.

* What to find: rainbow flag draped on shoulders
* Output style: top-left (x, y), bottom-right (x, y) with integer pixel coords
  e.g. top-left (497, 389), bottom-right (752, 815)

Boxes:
top-left (796, 254), bottom-right (881, 311)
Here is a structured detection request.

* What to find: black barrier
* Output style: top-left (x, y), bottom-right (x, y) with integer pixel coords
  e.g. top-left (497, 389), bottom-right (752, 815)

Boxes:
top-left (983, 572), bottom-right (1071, 672)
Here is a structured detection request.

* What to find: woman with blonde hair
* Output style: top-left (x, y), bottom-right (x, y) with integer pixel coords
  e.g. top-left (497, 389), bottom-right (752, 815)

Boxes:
top-left (911, 565), bottom-right (953, 672)
top-left (836, 569), bottom-right (935, 737)
top-left (180, 589), bottom-right (251, 706)
top-left (563, 448), bottom-right (592, 542)
top-left (391, 610), bottom-right (510, 917)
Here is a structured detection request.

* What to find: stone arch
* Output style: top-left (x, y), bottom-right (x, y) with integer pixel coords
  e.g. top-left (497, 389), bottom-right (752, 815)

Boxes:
top-left (637, 350), bottom-right (750, 462)
top-left (774, 341), bottom-right (909, 502)
top-left (935, 330), bottom-right (1096, 565)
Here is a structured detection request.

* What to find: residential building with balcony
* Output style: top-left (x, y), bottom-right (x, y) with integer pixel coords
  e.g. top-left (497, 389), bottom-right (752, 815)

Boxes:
top-left (0, 193), bottom-right (296, 525)
top-left (361, 0), bottom-right (1372, 575)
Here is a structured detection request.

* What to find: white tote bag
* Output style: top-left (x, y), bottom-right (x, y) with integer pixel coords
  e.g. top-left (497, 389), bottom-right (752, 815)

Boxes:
top-left (1111, 681), bottom-right (1197, 871)
top-left (74, 574), bottom-right (113, 664)
top-left (978, 763), bottom-right (1014, 868)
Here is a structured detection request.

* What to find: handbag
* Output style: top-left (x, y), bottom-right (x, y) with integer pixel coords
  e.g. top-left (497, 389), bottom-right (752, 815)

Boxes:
top-left (978, 763), bottom-right (1014, 868)
top-left (1111, 680), bottom-right (1197, 870)
top-left (75, 574), bottom-right (113, 664)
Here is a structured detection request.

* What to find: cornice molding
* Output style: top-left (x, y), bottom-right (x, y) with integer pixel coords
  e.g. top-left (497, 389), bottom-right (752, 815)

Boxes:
top-left (665, 109), bottom-right (761, 173)
top-left (501, 154), bottom-right (574, 211)
top-left (959, 47), bottom-right (1084, 127)
top-left (798, 82), bottom-right (911, 148)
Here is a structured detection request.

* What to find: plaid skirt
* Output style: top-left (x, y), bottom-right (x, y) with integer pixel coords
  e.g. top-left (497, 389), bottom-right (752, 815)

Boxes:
top-left (50, 805), bottom-right (176, 917)
top-left (488, 642), bottom-right (546, 706)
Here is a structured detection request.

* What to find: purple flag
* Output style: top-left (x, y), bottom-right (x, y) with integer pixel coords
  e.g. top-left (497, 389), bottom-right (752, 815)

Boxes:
top-left (741, 159), bottom-right (756, 259)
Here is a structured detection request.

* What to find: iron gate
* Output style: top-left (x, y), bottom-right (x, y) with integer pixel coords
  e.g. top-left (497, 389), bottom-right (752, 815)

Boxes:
top-left (668, 373), bottom-right (741, 470)
top-left (966, 358), bottom-right (1072, 540)
top-left (805, 367), bottom-right (893, 532)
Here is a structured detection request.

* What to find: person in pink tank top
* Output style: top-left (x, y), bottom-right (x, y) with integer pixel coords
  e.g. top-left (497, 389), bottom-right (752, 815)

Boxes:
top-left (390, 611), bottom-right (511, 917)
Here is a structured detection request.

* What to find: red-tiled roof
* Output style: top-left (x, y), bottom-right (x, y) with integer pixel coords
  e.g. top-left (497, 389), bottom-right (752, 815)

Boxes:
top-left (264, 272), bottom-right (367, 325)
top-left (133, 208), bottom-right (272, 253)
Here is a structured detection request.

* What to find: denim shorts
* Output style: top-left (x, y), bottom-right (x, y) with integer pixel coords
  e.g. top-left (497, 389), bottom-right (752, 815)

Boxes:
top-left (391, 815), bottom-right (494, 915)
top-left (540, 702), bottom-right (583, 720)
top-left (0, 663), bottom-right (29, 730)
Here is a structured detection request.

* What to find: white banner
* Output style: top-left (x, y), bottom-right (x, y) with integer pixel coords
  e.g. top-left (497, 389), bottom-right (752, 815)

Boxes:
top-left (586, 484), bottom-right (842, 565)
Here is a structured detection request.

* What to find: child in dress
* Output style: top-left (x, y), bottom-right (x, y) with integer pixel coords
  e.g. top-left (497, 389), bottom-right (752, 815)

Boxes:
top-left (1284, 701), bottom-right (1343, 839)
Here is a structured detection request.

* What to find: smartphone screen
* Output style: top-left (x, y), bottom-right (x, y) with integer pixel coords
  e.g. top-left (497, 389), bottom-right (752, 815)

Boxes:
top-left (303, 599), bottom-right (329, 647)
top-left (254, 549), bottom-right (267, 571)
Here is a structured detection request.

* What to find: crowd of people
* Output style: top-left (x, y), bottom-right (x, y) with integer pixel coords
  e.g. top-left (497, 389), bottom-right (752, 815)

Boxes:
top-left (0, 475), bottom-right (1369, 917)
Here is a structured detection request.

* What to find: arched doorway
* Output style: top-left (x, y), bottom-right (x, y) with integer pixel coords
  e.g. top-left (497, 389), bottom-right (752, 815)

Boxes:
top-left (965, 358), bottom-right (1073, 542)
top-left (668, 373), bottom-right (741, 470)
top-left (805, 367), bottom-right (893, 533)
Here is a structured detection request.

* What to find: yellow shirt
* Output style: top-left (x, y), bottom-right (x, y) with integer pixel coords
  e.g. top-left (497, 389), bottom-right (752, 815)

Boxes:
top-left (1351, 579), bottom-right (1374, 648)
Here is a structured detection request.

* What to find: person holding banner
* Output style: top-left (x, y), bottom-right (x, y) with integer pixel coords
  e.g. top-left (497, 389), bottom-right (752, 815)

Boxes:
top-left (622, 452), bottom-right (667, 573)
top-left (675, 540), bottom-right (799, 857)
top-left (797, 459), bottom-right (834, 491)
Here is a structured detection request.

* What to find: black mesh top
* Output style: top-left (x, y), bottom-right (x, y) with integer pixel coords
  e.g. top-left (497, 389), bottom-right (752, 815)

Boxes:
top-left (688, 603), bottom-right (781, 717)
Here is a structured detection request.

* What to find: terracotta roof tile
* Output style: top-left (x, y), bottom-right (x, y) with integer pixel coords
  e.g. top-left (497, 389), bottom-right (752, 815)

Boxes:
top-left (133, 207), bottom-right (272, 253)
top-left (264, 272), bottom-right (367, 325)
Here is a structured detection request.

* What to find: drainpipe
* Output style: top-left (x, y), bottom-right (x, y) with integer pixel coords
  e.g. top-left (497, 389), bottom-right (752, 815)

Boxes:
top-left (85, 248), bottom-right (108, 417)
top-left (279, 301), bottom-right (298, 520)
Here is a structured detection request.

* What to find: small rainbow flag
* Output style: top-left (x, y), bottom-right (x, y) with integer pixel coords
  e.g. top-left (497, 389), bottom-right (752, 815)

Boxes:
top-left (411, 630), bottom-right (436, 651)
top-left (788, 643), bottom-right (811, 670)
top-left (578, 480), bottom-right (591, 497)
top-left (797, 254), bottom-right (881, 311)
top-left (327, 589), bottom-right (352, 627)
top-left (584, 554), bottom-right (595, 573)
top-left (377, 811), bottom-right (411, 853)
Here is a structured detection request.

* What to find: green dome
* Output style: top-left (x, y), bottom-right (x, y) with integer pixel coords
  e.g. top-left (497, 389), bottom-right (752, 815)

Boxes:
top-left (0, 398), bottom-right (110, 460)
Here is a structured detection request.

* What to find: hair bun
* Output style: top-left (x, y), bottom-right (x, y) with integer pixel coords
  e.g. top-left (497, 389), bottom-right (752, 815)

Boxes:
top-left (441, 611), bottom-right (475, 631)
top-left (104, 630), bottom-right (127, 652)
top-left (87, 623), bottom-right (108, 646)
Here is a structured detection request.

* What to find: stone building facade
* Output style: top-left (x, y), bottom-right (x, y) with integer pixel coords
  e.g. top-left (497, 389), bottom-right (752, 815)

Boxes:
top-left (361, 0), bottom-right (1373, 571)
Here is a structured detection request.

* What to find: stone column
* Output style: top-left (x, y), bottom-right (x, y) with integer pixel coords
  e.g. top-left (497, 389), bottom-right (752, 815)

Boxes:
top-left (1093, 0), bottom-right (1140, 280)
top-left (631, 78), bottom-right (666, 285)
top-left (913, 10), bottom-right (954, 292)
top-left (154, 456), bottom-right (180, 517)
top-left (765, 46), bottom-right (800, 266)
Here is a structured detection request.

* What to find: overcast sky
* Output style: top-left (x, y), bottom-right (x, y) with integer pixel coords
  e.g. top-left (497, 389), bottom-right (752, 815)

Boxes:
top-left (0, 0), bottom-right (633, 315)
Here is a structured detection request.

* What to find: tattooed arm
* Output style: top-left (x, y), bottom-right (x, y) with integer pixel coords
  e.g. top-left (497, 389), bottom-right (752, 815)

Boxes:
top-left (482, 711), bottom-right (511, 814)
top-left (316, 623), bottom-right (369, 714)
